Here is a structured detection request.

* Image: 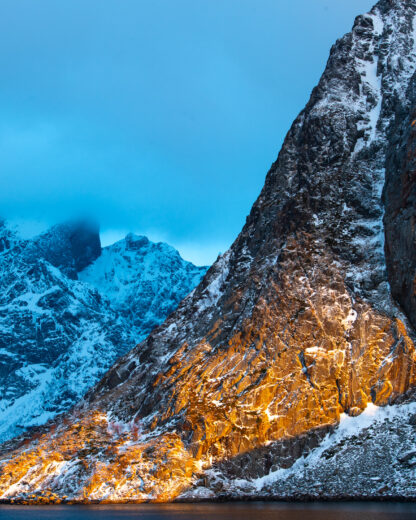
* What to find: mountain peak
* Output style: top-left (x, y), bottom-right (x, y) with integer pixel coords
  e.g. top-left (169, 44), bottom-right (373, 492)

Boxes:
top-left (123, 233), bottom-right (150, 249)
top-left (79, 233), bottom-right (207, 335)
top-left (0, 220), bottom-right (18, 254)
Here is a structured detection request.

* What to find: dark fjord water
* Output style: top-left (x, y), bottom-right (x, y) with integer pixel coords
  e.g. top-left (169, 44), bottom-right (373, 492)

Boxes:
top-left (1, 503), bottom-right (416, 520)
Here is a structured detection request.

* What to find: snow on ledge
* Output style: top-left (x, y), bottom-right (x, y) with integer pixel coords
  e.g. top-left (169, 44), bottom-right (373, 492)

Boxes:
top-left (251, 401), bottom-right (416, 491)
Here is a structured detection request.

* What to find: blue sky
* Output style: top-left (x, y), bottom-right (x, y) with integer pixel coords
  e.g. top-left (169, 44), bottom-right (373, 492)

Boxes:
top-left (0, 0), bottom-right (375, 265)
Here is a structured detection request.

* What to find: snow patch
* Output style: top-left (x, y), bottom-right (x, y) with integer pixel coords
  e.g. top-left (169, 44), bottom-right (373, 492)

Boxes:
top-left (197, 251), bottom-right (231, 312)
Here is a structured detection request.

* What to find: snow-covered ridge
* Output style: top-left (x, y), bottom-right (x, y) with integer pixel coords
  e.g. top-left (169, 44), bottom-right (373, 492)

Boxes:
top-left (79, 233), bottom-right (207, 335)
top-left (0, 223), bottom-right (207, 442)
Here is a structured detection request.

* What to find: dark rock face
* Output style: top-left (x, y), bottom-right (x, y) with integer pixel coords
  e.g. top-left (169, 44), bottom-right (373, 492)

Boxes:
top-left (26, 220), bottom-right (102, 279)
top-left (0, 221), bottom-right (17, 253)
top-left (2, 0), bottom-right (416, 503)
top-left (213, 425), bottom-right (333, 480)
top-left (68, 221), bottom-right (102, 273)
top-left (385, 103), bottom-right (416, 330)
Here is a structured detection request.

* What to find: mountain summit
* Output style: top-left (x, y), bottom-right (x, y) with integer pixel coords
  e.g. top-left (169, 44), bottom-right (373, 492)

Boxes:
top-left (79, 233), bottom-right (206, 335)
top-left (2, 0), bottom-right (416, 501)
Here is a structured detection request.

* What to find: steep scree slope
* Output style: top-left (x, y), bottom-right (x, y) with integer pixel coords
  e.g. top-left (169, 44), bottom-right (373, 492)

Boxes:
top-left (2, 0), bottom-right (416, 502)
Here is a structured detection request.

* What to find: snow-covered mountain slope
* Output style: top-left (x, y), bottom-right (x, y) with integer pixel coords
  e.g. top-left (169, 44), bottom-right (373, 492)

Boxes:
top-left (0, 222), bottom-right (206, 443)
top-left (79, 233), bottom-right (206, 338)
top-left (3, 0), bottom-right (416, 502)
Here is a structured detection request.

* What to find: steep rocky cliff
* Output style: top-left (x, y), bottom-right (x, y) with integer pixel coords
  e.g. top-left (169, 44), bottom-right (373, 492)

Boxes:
top-left (1, 0), bottom-right (416, 502)
top-left (0, 223), bottom-right (206, 443)
top-left (385, 103), bottom-right (416, 330)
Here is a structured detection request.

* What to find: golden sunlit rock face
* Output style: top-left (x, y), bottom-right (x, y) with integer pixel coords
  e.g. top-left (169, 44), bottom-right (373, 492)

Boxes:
top-left (149, 236), bottom-right (416, 463)
top-left (0, 412), bottom-right (196, 503)
top-left (2, 0), bottom-right (416, 502)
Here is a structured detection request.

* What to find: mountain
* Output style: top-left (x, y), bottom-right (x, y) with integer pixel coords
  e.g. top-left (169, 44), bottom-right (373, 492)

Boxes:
top-left (79, 233), bottom-right (206, 337)
top-left (0, 222), bottom-right (206, 444)
top-left (2, 0), bottom-right (416, 502)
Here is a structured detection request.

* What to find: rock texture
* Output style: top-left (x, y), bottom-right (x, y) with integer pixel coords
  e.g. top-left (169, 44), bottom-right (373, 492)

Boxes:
top-left (24, 220), bottom-right (102, 280)
top-left (0, 223), bottom-right (206, 443)
top-left (385, 104), bottom-right (416, 330)
top-left (184, 393), bottom-right (416, 500)
top-left (2, 0), bottom-right (416, 502)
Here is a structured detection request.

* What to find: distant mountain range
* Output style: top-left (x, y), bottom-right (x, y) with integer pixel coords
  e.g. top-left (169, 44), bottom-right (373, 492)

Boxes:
top-left (0, 220), bottom-right (207, 442)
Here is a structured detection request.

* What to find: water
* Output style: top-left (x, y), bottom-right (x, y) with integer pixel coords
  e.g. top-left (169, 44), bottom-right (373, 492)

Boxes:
top-left (0, 503), bottom-right (416, 520)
